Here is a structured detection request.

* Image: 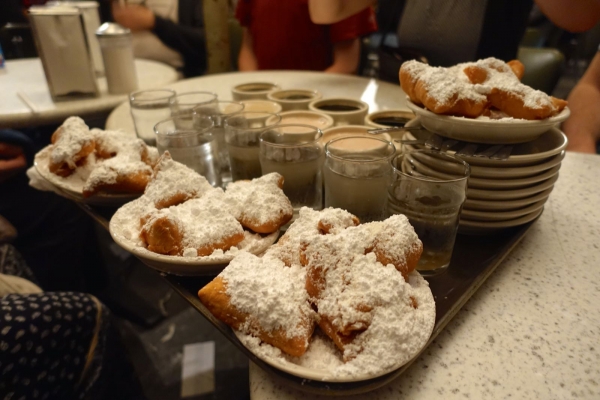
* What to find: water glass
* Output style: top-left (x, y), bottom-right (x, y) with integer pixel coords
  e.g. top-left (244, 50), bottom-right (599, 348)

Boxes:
top-left (169, 91), bottom-right (218, 118)
top-left (388, 149), bottom-right (470, 276)
top-left (260, 125), bottom-right (324, 212)
top-left (153, 115), bottom-right (221, 187)
top-left (224, 112), bottom-right (281, 181)
top-left (324, 136), bottom-right (396, 222)
top-left (129, 89), bottom-right (176, 145)
top-left (194, 101), bottom-right (245, 186)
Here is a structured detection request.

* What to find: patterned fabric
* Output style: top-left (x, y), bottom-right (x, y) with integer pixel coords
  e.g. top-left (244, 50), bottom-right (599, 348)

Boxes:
top-left (0, 292), bottom-right (106, 400)
top-left (0, 244), bottom-right (38, 285)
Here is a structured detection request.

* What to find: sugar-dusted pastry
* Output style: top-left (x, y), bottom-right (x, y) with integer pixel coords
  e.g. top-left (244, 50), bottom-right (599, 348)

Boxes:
top-left (224, 173), bottom-right (293, 234)
top-left (198, 252), bottom-right (315, 357)
top-left (399, 57), bottom-right (567, 120)
top-left (301, 216), bottom-right (428, 360)
top-left (49, 117), bottom-right (96, 177)
top-left (265, 207), bottom-right (360, 267)
top-left (144, 152), bottom-right (214, 209)
top-left (82, 130), bottom-right (158, 198)
top-left (140, 191), bottom-right (245, 256)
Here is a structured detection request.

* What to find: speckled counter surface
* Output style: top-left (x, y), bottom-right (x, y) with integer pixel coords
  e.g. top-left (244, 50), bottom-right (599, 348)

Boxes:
top-left (250, 151), bottom-right (600, 400)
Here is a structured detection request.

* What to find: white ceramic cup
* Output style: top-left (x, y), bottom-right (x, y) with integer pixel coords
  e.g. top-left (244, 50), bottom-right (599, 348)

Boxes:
top-left (241, 100), bottom-right (283, 114)
top-left (309, 98), bottom-right (369, 126)
top-left (321, 125), bottom-right (391, 147)
top-left (365, 110), bottom-right (416, 128)
top-left (231, 82), bottom-right (280, 101)
top-left (268, 110), bottom-right (334, 131)
top-left (267, 89), bottom-right (322, 111)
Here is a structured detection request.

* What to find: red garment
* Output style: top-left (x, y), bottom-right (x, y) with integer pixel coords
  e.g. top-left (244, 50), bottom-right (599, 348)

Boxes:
top-left (236, 0), bottom-right (377, 71)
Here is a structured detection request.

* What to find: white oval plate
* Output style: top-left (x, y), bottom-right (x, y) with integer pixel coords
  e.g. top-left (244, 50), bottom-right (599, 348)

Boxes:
top-left (109, 199), bottom-right (279, 276)
top-left (466, 173), bottom-right (559, 201)
top-left (233, 271), bottom-right (435, 383)
top-left (463, 187), bottom-right (554, 211)
top-left (459, 208), bottom-right (544, 234)
top-left (403, 120), bottom-right (568, 167)
top-left (34, 145), bottom-right (141, 207)
top-left (406, 100), bottom-right (570, 144)
top-left (461, 199), bottom-right (547, 222)
top-left (465, 164), bottom-right (561, 190)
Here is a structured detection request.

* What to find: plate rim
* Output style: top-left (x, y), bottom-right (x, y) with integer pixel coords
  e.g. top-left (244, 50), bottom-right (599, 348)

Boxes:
top-left (460, 207), bottom-right (544, 228)
top-left (406, 100), bottom-right (570, 144)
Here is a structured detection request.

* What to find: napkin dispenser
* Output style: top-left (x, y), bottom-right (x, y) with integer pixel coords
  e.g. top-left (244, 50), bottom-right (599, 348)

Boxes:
top-left (46, 1), bottom-right (104, 77)
top-left (29, 5), bottom-right (99, 100)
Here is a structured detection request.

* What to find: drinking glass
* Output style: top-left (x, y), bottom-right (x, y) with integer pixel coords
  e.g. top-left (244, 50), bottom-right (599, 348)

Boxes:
top-left (153, 115), bottom-right (221, 187)
top-left (224, 112), bottom-right (281, 182)
top-left (169, 91), bottom-right (218, 118)
top-left (388, 149), bottom-right (470, 276)
top-left (129, 89), bottom-right (176, 145)
top-left (324, 136), bottom-right (396, 222)
top-left (260, 125), bottom-right (324, 213)
top-left (193, 101), bottom-right (245, 186)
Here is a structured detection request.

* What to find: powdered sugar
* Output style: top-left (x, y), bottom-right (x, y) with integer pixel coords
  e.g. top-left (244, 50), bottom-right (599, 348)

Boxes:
top-left (403, 57), bottom-right (557, 117)
top-left (50, 116), bottom-right (94, 166)
top-left (219, 211), bottom-right (434, 380)
top-left (235, 269), bottom-right (434, 380)
top-left (221, 252), bottom-right (313, 341)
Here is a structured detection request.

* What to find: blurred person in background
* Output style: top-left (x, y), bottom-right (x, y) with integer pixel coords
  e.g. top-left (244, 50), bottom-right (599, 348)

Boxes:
top-left (108, 0), bottom-right (207, 77)
top-left (235, 0), bottom-right (377, 74)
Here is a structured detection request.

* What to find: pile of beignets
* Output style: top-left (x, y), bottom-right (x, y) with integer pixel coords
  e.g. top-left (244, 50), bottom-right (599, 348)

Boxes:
top-left (117, 152), bottom-right (293, 257)
top-left (46, 116), bottom-right (159, 197)
top-left (400, 57), bottom-right (568, 120)
top-left (198, 208), bottom-right (434, 364)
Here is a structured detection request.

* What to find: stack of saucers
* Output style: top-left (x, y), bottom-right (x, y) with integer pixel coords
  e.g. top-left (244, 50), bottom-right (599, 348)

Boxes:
top-left (400, 104), bottom-right (569, 234)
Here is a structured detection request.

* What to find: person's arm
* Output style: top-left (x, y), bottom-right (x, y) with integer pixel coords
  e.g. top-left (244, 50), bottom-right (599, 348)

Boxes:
top-left (325, 38), bottom-right (360, 74)
top-left (563, 52), bottom-right (600, 153)
top-left (237, 28), bottom-right (258, 71)
top-left (308, 0), bottom-right (375, 24)
top-left (111, 2), bottom-right (206, 76)
top-left (534, 0), bottom-right (600, 32)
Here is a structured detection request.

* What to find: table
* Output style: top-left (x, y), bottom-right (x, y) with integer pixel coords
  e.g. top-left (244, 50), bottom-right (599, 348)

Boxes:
top-left (1, 58), bottom-right (178, 129)
top-left (250, 151), bottom-right (600, 399)
top-left (101, 72), bottom-right (600, 399)
top-left (105, 70), bottom-right (407, 132)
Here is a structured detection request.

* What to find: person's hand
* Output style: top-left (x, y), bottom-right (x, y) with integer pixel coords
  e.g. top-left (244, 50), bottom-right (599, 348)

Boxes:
top-left (111, 2), bottom-right (156, 31)
top-left (0, 143), bottom-right (27, 183)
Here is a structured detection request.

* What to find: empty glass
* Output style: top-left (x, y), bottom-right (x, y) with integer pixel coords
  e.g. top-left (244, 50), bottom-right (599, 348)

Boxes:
top-left (169, 91), bottom-right (218, 118)
top-left (129, 89), bottom-right (176, 145)
top-left (224, 112), bottom-right (281, 181)
top-left (154, 115), bottom-right (221, 187)
top-left (388, 149), bottom-right (470, 276)
top-left (324, 136), bottom-right (396, 222)
top-left (260, 125), bottom-right (324, 212)
top-left (194, 101), bottom-right (245, 186)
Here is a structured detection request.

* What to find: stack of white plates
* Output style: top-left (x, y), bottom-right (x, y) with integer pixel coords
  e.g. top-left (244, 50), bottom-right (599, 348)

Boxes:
top-left (401, 117), bottom-right (568, 234)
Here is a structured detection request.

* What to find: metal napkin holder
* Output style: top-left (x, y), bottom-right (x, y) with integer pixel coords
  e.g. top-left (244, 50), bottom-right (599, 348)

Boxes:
top-left (29, 5), bottom-right (99, 101)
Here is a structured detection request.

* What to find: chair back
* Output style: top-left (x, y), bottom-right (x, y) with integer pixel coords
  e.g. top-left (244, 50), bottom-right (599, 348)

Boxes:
top-left (517, 46), bottom-right (564, 94)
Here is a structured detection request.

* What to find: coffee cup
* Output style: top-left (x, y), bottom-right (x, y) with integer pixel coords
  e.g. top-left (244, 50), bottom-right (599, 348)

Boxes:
top-left (365, 110), bottom-right (416, 129)
top-left (241, 100), bottom-right (283, 114)
top-left (267, 89), bottom-right (322, 111)
top-left (321, 125), bottom-right (391, 147)
top-left (308, 98), bottom-right (369, 126)
top-left (232, 82), bottom-right (280, 101)
top-left (268, 110), bottom-right (334, 131)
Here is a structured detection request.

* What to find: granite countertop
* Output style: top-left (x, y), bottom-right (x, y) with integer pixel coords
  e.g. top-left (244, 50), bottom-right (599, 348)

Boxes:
top-left (250, 151), bottom-right (600, 399)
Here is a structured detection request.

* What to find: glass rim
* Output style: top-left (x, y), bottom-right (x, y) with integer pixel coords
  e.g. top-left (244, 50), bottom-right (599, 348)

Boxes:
top-left (325, 135), bottom-right (396, 163)
top-left (169, 91), bottom-right (217, 106)
top-left (223, 112), bottom-right (282, 130)
top-left (259, 124), bottom-right (323, 147)
top-left (153, 115), bottom-right (214, 138)
top-left (192, 100), bottom-right (245, 116)
top-left (392, 149), bottom-right (471, 183)
top-left (129, 88), bottom-right (176, 103)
